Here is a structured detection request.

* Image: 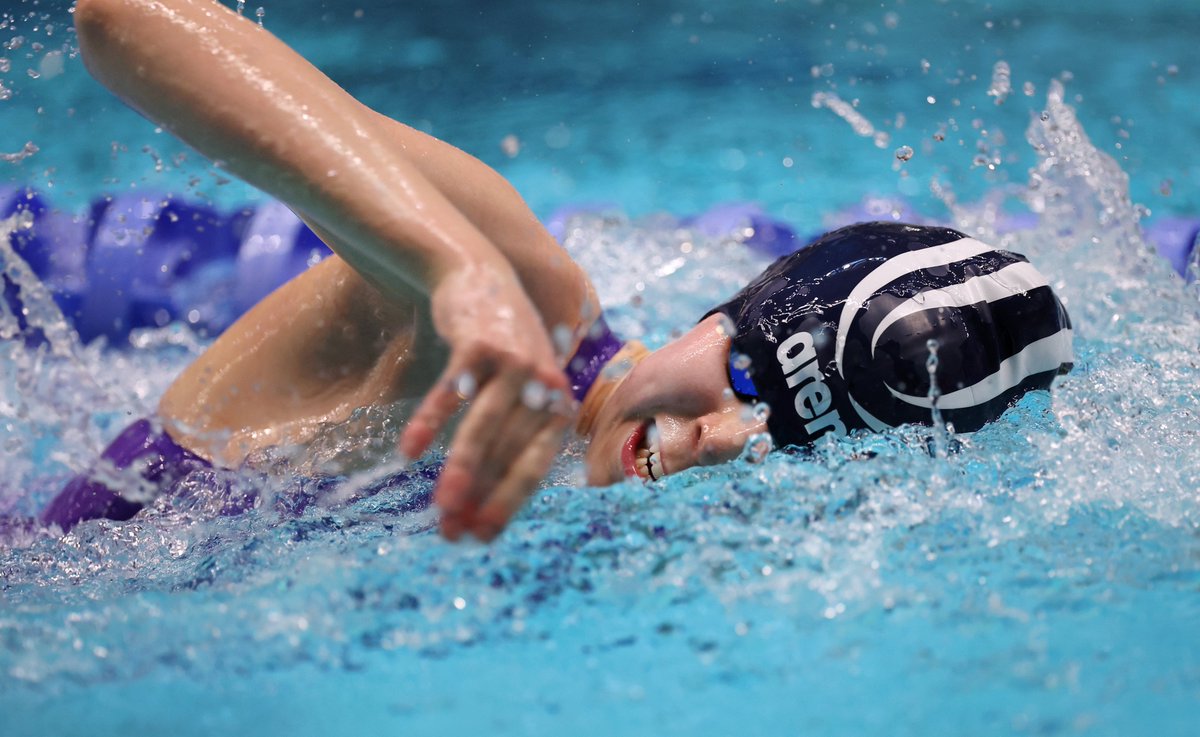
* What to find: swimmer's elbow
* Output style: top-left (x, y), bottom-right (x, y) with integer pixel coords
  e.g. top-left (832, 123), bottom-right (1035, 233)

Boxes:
top-left (74, 0), bottom-right (128, 39)
top-left (74, 0), bottom-right (136, 74)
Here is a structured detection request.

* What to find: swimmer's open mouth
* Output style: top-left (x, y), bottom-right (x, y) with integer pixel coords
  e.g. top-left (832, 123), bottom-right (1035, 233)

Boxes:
top-left (622, 419), bottom-right (664, 482)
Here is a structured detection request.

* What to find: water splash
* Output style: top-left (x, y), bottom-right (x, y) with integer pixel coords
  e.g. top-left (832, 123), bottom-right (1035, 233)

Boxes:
top-left (0, 80), bottom-right (1196, 737)
top-left (987, 61), bottom-right (1012, 105)
top-left (1, 141), bottom-right (38, 163)
top-left (924, 338), bottom-right (949, 460)
top-left (811, 91), bottom-right (890, 149)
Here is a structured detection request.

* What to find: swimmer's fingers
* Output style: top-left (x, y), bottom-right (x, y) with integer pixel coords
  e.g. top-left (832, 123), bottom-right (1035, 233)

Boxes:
top-left (437, 365), bottom-right (571, 540)
top-left (434, 366), bottom-right (526, 540)
top-left (398, 348), bottom-right (494, 462)
top-left (475, 380), bottom-right (571, 488)
top-left (469, 410), bottom-right (573, 542)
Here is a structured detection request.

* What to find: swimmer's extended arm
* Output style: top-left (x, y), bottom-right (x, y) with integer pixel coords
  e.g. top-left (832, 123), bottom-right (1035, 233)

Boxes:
top-left (75, 0), bottom-right (595, 541)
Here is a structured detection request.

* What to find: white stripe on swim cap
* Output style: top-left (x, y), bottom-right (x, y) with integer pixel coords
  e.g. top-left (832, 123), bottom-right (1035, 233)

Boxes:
top-left (868, 261), bottom-right (1051, 358)
top-left (884, 328), bottom-right (1074, 410)
top-left (834, 236), bottom-right (996, 379)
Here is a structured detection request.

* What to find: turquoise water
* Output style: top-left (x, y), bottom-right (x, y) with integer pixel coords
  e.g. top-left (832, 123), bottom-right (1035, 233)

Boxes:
top-left (3, 1), bottom-right (1199, 735)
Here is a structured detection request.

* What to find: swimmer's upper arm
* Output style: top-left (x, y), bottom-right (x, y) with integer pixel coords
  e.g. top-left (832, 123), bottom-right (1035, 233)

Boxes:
top-left (366, 110), bottom-right (600, 335)
top-left (74, 0), bottom-right (514, 302)
top-left (158, 256), bottom-right (442, 464)
top-left (75, 0), bottom-right (597, 334)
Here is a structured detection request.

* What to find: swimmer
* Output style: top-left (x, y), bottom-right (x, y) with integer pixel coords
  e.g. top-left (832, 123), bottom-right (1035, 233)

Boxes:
top-left (38, 0), bottom-right (1074, 541)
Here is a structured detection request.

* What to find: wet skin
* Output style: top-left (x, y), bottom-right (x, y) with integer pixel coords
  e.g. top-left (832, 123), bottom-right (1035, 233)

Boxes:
top-left (583, 314), bottom-right (768, 485)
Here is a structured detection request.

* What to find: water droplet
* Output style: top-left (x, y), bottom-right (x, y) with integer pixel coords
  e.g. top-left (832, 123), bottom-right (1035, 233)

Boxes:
top-left (987, 60), bottom-right (1011, 104)
top-left (894, 145), bottom-right (914, 162)
top-left (752, 402), bottom-right (771, 423)
top-left (454, 372), bottom-right (477, 400)
top-left (551, 323), bottom-right (573, 357)
top-left (714, 314), bottom-right (737, 338)
top-left (255, 6), bottom-right (265, 26)
top-left (521, 380), bottom-right (548, 410)
top-left (732, 352), bottom-right (751, 371)
top-left (741, 432), bottom-right (773, 464)
top-left (38, 50), bottom-right (64, 80)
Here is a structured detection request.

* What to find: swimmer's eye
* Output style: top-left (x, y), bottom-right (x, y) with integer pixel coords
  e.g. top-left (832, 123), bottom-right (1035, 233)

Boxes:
top-left (726, 344), bottom-right (760, 403)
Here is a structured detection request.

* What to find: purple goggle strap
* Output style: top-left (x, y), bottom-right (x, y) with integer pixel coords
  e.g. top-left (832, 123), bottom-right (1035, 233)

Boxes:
top-left (565, 314), bottom-right (624, 402)
top-left (40, 418), bottom-right (211, 532)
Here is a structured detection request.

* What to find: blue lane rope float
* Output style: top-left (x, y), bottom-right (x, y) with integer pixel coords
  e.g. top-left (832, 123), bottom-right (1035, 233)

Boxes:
top-left (2, 187), bottom-right (1197, 349)
top-left (1143, 217), bottom-right (1200, 278)
top-left (1, 187), bottom-right (332, 344)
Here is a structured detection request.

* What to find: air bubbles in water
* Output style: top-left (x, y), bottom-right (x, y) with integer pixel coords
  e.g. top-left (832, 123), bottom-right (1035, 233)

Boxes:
top-left (894, 145), bottom-right (914, 162)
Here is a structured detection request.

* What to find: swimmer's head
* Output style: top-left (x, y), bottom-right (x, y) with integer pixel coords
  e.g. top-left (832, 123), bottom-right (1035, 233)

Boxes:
top-left (580, 222), bottom-right (1074, 485)
top-left (707, 221), bottom-right (1074, 448)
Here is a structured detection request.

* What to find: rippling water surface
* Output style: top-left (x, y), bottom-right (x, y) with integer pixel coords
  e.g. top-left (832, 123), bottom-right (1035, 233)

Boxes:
top-left (2, 1), bottom-right (1198, 735)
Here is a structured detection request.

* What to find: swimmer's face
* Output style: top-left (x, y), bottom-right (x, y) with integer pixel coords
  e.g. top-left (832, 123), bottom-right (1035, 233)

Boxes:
top-left (583, 313), bottom-right (768, 485)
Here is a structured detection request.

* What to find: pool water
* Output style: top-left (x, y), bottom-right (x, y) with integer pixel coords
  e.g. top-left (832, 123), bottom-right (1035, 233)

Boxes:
top-left (2, 1), bottom-right (1199, 735)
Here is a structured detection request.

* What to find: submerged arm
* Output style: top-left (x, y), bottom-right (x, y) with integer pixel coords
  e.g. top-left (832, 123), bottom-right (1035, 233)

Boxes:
top-left (75, 0), bottom-right (594, 540)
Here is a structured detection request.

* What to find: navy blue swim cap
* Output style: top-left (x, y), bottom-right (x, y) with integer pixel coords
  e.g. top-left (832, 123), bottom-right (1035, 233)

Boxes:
top-left (709, 222), bottom-right (1074, 448)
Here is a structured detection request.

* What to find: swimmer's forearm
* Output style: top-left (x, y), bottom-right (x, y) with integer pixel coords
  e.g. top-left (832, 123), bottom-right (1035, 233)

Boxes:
top-left (74, 0), bottom-right (512, 296)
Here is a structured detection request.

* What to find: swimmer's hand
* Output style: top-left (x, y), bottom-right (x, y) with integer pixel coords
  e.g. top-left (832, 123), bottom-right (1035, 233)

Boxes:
top-left (399, 266), bottom-right (573, 542)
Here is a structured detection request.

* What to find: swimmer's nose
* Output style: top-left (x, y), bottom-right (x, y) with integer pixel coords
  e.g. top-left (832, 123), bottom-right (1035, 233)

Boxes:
top-left (692, 408), bottom-right (768, 468)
